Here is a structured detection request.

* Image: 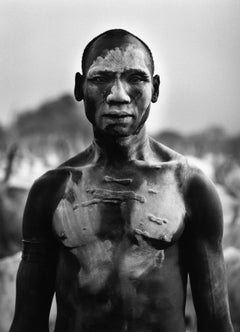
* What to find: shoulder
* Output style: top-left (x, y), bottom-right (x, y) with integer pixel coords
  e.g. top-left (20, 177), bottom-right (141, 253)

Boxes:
top-left (183, 160), bottom-right (221, 211)
top-left (22, 144), bottom-right (96, 239)
top-left (22, 168), bottom-right (71, 239)
top-left (149, 136), bottom-right (223, 237)
top-left (28, 167), bottom-right (71, 204)
top-left (149, 137), bottom-right (184, 163)
top-left (24, 143), bottom-right (96, 221)
top-left (25, 143), bottom-right (96, 218)
top-left (150, 136), bottom-right (220, 208)
top-left (149, 137), bottom-right (189, 185)
top-left (183, 160), bottom-right (223, 239)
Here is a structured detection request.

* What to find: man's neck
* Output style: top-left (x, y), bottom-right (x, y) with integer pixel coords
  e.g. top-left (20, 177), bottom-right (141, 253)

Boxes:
top-left (92, 127), bottom-right (151, 165)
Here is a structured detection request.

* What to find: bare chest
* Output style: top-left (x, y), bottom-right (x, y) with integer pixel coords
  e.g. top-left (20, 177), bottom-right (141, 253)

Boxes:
top-left (53, 165), bottom-right (186, 292)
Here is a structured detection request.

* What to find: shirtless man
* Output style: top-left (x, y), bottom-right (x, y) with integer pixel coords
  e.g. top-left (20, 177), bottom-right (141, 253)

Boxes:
top-left (10, 29), bottom-right (233, 332)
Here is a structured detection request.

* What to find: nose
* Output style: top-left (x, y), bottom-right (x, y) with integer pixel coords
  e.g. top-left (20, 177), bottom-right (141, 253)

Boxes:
top-left (106, 79), bottom-right (131, 104)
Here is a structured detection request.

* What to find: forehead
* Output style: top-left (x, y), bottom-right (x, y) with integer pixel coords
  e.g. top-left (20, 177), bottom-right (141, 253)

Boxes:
top-left (87, 44), bottom-right (151, 76)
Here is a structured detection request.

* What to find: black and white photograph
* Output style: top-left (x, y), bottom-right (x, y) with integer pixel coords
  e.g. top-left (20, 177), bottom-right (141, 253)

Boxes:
top-left (0, 1), bottom-right (240, 331)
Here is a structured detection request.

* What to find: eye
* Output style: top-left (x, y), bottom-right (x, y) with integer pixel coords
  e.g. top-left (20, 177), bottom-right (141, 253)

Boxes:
top-left (128, 74), bottom-right (149, 83)
top-left (89, 76), bottom-right (109, 84)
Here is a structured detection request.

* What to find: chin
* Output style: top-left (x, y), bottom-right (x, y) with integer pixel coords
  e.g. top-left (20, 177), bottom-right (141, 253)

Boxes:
top-left (101, 124), bottom-right (134, 137)
top-left (105, 130), bottom-right (131, 138)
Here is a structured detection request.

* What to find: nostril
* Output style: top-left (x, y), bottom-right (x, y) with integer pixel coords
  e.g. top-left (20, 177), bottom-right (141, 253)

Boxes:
top-left (107, 94), bottom-right (131, 104)
top-left (106, 82), bottom-right (130, 103)
top-left (107, 101), bottom-right (130, 106)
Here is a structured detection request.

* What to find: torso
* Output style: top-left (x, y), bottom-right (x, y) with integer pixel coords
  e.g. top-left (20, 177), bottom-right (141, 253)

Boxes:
top-left (52, 150), bottom-right (189, 332)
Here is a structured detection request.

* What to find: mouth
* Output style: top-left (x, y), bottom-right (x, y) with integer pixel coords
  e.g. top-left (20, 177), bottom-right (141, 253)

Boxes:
top-left (102, 113), bottom-right (134, 126)
top-left (102, 112), bottom-right (134, 119)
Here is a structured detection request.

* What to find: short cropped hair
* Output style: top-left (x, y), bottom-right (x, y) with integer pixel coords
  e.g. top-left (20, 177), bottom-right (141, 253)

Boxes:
top-left (81, 29), bottom-right (155, 75)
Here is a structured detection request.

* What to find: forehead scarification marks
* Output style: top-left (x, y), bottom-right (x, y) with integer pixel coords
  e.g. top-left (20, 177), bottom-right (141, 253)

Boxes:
top-left (87, 45), bottom-right (150, 77)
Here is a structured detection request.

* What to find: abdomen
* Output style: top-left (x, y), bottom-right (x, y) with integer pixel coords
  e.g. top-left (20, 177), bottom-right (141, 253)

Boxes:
top-left (54, 243), bottom-right (187, 332)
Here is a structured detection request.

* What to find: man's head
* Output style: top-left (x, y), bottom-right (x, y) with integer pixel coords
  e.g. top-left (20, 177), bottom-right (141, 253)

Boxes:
top-left (75, 29), bottom-right (160, 137)
top-left (81, 29), bottom-right (155, 77)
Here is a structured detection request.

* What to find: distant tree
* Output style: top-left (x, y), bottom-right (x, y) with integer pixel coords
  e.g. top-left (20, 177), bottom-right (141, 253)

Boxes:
top-left (14, 94), bottom-right (91, 139)
top-left (153, 126), bottom-right (240, 163)
top-left (10, 94), bottom-right (93, 161)
top-left (188, 126), bottom-right (228, 157)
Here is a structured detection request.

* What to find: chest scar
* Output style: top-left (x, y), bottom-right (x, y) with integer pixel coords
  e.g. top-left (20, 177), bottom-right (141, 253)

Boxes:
top-left (103, 175), bottom-right (133, 185)
top-left (80, 188), bottom-right (146, 207)
top-left (148, 215), bottom-right (168, 225)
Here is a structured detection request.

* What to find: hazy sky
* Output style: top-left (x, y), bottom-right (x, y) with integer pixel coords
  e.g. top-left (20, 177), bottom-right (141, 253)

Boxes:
top-left (1, 0), bottom-right (240, 134)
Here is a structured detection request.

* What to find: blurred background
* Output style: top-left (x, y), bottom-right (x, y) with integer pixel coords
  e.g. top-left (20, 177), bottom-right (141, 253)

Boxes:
top-left (0, 0), bottom-right (240, 331)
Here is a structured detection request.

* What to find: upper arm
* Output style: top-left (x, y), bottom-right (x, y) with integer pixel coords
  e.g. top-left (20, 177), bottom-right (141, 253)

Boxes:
top-left (184, 167), bottom-right (233, 331)
top-left (22, 168), bottom-right (71, 264)
top-left (10, 169), bottom-right (70, 332)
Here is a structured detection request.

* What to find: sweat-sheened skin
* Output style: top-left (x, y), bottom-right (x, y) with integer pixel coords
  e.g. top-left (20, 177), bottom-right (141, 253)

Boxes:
top-left (10, 30), bottom-right (233, 332)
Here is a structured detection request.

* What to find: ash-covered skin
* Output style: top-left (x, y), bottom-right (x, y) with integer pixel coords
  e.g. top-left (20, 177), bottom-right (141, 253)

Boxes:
top-left (82, 42), bottom-right (156, 138)
top-left (87, 45), bottom-right (151, 77)
top-left (10, 31), bottom-right (234, 332)
top-left (51, 159), bottom-right (188, 331)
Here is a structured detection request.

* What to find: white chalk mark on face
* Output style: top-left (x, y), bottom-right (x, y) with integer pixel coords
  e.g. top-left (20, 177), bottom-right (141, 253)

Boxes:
top-left (87, 45), bottom-right (151, 78)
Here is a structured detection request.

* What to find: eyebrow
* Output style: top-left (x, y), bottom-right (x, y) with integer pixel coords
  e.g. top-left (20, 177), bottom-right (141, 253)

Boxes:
top-left (123, 69), bottom-right (151, 76)
top-left (87, 68), bottom-right (151, 78)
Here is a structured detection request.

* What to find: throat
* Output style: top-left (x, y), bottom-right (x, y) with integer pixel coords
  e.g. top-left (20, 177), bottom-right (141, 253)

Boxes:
top-left (93, 127), bottom-right (150, 163)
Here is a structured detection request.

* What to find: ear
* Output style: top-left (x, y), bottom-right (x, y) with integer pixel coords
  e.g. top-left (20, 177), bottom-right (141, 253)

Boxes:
top-left (74, 72), bottom-right (84, 101)
top-left (151, 75), bottom-right (160, 103)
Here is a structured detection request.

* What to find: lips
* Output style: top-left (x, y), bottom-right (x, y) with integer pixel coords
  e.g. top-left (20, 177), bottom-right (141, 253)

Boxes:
top-left (102, 112), bottom-right (134, 118)
top-left (102, 112), bottom-right (134, 125)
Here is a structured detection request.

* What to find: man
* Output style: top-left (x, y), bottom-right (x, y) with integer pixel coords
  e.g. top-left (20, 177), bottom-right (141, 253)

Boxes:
top-left (10, 29), bottom-right (233, 332)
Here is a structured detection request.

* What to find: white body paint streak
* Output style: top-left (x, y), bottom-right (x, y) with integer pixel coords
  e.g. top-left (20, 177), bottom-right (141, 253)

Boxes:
top-left (87, 45), bottom-right (150, 78)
